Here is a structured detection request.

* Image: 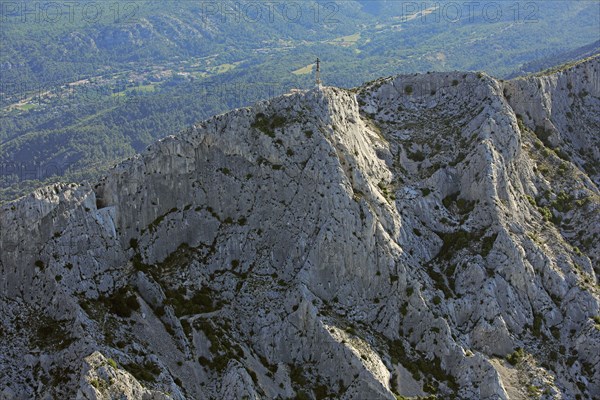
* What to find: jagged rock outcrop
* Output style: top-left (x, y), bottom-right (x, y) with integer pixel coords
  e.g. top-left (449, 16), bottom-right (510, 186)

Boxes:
top-left (76, 352), bottom-right (171, 400)
top-left (1, 55), bottom-right (599, 400)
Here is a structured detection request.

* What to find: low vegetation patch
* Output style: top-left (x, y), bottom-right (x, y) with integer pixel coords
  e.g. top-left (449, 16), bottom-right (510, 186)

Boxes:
top-left (551, 191), bottom-right (574, 213)
top-left (123, 361), bottom-right (161, 382)
top-left (407, 149), bottom-right (425, 162)
top-left (143, 207), bottom-right (178, 234)
top-left (164, 286), bottom-right (220, 317)
top-left (436, 230), bottom-right (478, 261)
top-left (534, 125), bottom-right (552, 148)
top-left (30, 316), bottom-right (75, 351)
top-left (481, 233), bottom-right (498, 257)
top-left (388, 339), bottom-right (458, 395)
top-left (252, 112), bottom-right (287, 137)
top-left (100, 286), bottom-right (140, 318)
top-left (196, 321), bottom-right (243, 373)
top-left (538, 206), bottom-right (552, 221)
top-left (506, 347), bottom-right (526, 365)
top-left (442, 193), bottom-right (475, 215)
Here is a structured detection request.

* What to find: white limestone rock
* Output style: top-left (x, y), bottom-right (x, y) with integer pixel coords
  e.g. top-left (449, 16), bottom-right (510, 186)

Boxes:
top-left (0, 56), bottom-right (599, 399)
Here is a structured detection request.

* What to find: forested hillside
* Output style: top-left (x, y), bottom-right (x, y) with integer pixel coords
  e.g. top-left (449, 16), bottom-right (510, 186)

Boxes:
top-left (1, 0), bottom-right (598, 202)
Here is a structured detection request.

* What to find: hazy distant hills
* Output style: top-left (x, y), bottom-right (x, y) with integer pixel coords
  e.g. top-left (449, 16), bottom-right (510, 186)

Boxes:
top-left (507, 40), bottom-right (600, 78)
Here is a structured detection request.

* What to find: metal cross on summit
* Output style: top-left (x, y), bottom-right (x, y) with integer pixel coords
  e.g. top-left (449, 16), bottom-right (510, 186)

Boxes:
top-left (315, 58), bottom-right (321, 87)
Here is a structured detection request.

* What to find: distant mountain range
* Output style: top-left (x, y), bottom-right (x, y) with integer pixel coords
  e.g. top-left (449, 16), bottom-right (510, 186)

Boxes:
top-left (1, 1), bottom-right (599, 204)
top-left (507, 40), bottom-right (600, 78)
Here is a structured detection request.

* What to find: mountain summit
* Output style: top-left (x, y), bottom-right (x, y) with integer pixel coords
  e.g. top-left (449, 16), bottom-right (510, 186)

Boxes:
top-left (1, 55), bottom-right (599, 400)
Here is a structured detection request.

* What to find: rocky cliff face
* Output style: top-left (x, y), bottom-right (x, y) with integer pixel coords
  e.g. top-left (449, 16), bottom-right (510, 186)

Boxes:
top-left (1, 55), bottom-right (599, 400)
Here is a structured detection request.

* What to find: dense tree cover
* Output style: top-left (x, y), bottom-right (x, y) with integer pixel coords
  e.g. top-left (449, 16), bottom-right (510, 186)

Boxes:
top-left (1, 1), bottom-right (598, 202)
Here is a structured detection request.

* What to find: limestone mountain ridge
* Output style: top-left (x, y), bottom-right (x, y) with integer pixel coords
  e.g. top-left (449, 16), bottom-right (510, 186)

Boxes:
top-left (0, 55), bottom-right (599, 400)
